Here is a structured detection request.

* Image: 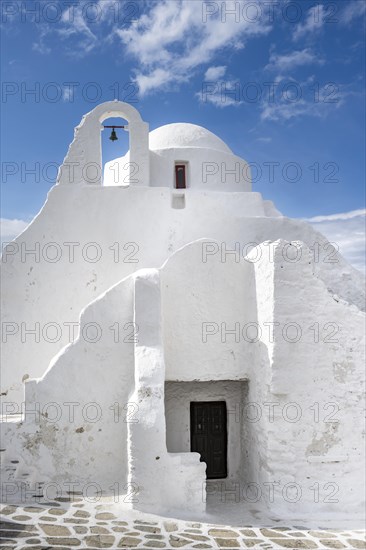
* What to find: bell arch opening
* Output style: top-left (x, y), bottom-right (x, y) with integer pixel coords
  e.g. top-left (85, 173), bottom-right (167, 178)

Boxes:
top-left (57, 101), bottom-right (149, 187)
top-left (102, 116), bottom-right (129, 187)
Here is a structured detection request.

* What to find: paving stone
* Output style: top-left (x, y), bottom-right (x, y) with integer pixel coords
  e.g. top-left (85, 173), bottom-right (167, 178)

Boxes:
top-left (64, 518), bottom-right (89, 524)
top-left (85, 534), bottom-right (115, 548)
top-left (215, 539), bottom-right (240, 548)
top-left (182, 534), bottom-right (210, 542)
top-left (40, 524), bottom-right (71, 536)
top-left (169, 541), bottom-right (191, 548)
top-left (0, 507), bottom-right (17, 515)
top-left (208, 529), bottom-right (239, 538)
top-left (135, 525), bottom-right (161, 533)
top-left (0, 521), bottom-right (36, 532)
top-left (0, 531), bottom-right (34, 538)
top-left (0, 502), bottom-right (364, 550)
top-left (240, 529), bottom-right (257, 537)
top-left (164, 521), bottom-right (178, 532)
top-left (169, 535), bottom-right (192, 547)
top-left (261, 528), bottom-right (286, 537)
top-left (95, 513), bottom-right (116, 520)
top-left (274, 540), bottom-right (318, 548)
top-left (45, 537), bottom-right (81, 546)
top-left (74, 526), bottom-right (88, 534)
top-left (90, 526), bottom-right (110, 534)
top-left (320, 541), bottom-right (346, 549)
top-left (309, 531), bottom-right (337, 538)
top-left (346, 540), bottom-right (366, 549)
top-left (48, 508), bottom-right (66, 515)
top-left (74, 509), bottom-right (91, 518)
top-left (118, 536), bottom-right (142, 547)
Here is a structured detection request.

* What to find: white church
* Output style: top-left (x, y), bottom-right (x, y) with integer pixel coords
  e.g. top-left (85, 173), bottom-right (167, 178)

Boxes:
top-left (1, 101), bottom-right (365, 520)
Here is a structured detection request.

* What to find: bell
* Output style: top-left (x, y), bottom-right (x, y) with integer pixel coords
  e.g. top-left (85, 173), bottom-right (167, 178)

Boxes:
top-left (109, 128), bottom-right (118, 142)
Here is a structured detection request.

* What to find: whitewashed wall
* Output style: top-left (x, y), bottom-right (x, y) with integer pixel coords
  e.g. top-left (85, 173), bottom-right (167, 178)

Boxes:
top-left (0, 239), bottom-right (364, 520)
top-left (1, 185), bottom-right (363, 404)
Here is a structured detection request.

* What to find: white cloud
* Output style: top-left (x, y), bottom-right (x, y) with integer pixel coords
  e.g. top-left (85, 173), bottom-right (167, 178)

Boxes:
top-left (341, 1), bottom-right (366, 25)
top-left (255, 137), bottom-right (272, 142)
top-left (32, 37), bottom-right (51, 55)
top-left (292, 5), bottom-right (325, 41)
top-left (116, 0), bottom-right (271, 95)
top-left (304, 210), bottom-right (366, 273)
top-left (33, 1), bottom-right (97, 57)
top-left (62, 87), bottom-right (73, 102)
top-left (204, 66), bottom-right (227, 80)
top-left (305, 209), bottom-right (366, 223)
top-left (265, 48), bottom-right (324, 72)
top-left (260, 97), bottom-right (341, 122)
top-left (260, 77), bottom-right (345, 122)
top-left (0, 218), bottom-right (30, 243)
top-left (196, 76), bottom-right (243, 108)
top-left (31, 1), bottom-right (271, 92)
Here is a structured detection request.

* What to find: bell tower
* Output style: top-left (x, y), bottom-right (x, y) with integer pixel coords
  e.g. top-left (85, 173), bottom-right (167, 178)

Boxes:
top-left (56, 100), bottom-right (150, 187)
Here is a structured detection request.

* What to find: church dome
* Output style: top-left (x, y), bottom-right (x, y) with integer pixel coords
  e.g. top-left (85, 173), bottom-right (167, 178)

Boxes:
top-left (149, 123), bottom-right (232, 154)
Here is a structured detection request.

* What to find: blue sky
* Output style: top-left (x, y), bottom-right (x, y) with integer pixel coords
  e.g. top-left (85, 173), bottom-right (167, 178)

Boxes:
top-left (1, 0), bottom-right (365, 270)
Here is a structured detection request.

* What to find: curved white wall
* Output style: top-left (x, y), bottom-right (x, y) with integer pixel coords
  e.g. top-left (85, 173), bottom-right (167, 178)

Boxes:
top-left (104, 148), bottom-right (252, 191)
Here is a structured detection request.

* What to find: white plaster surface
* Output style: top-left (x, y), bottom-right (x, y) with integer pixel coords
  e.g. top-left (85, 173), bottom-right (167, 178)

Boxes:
top-left (0, 101), bottom-right (365, 523)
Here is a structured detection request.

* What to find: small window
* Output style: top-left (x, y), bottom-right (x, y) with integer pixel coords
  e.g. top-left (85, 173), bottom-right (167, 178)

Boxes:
top-left (175, 164), bottom-right (186, 189)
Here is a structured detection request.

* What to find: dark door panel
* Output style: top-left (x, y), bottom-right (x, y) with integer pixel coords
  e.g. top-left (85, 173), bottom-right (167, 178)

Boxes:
top-left (175, 164), bottom-right (186, 188)
top-left (190, 401), bottom-right (227, 479)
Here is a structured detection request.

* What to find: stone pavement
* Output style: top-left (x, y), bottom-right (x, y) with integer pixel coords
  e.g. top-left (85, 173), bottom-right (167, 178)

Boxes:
top-left (0, 500), bottom-right (365, 549)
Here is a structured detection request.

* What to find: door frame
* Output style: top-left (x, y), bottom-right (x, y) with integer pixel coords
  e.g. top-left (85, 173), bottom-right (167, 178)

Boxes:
top-left (175, 163), bottom-right (187, 189)
top-left (190, 400), bottom-right (228, 479)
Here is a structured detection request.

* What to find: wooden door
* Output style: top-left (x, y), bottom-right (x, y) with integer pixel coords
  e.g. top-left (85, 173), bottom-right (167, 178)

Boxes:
top-left (190, 401), bottom-right (227, 479)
